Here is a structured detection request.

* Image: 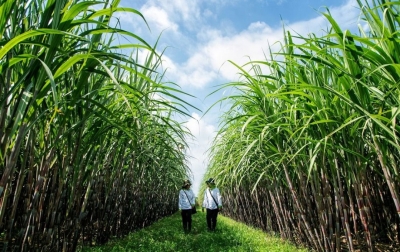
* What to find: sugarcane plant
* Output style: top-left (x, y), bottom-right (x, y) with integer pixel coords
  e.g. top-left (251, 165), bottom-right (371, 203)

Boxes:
top-left (0, 0), bottom-right (196, 251)
top-left (204, 0), bottom-right (400, 251)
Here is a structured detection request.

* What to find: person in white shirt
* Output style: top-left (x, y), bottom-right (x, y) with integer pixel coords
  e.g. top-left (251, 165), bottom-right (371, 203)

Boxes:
top-left (202, 178), bottom-right (222, 231)
top-left (178, 180), bottom-right (196, 233)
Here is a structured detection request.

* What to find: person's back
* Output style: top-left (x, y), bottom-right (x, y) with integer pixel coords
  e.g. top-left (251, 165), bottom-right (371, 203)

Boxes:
top-left (202, 178), bottom-right (222, 231)
top-left (179, 180), bottom-right (195, 233)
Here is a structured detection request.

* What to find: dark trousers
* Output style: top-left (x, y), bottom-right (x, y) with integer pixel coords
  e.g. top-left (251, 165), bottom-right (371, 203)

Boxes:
top-left (181, 209), bottom-right (192, 232)
top-left (206, 208), bottom-right (219, 230)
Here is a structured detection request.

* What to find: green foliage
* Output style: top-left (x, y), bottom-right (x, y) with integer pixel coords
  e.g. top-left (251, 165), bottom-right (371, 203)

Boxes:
top-left (0, 0), bottom-right (198, 250)
top-left (204, 0), bottom-right (400, 251)
top-left (79, 211), bottom-right (307, 252)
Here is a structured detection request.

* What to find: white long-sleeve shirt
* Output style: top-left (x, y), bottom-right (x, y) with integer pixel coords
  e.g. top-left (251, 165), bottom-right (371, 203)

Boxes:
top-left (179, 189), bottom-right (195, 210)
top-left (202, 187), bottom-right (222, 210)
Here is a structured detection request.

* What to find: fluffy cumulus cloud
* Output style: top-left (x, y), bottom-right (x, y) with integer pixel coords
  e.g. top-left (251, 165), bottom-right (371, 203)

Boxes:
top-left (140, 5), bottom-right (179, 34)
top-left (140, 0), bottom-right (202, 32)
top-left (119, 0), bottom-right (361, 89)
top-left (159, 0), bottom-right (359, 89)
top-left (162, 22), bottom-right (280, 89)
top-left (200, 22), bottom-right (280, 80)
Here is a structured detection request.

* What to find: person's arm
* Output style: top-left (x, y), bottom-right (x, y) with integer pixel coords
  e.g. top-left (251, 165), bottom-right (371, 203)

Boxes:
top-left (178, 190), bottom-right (183, 210)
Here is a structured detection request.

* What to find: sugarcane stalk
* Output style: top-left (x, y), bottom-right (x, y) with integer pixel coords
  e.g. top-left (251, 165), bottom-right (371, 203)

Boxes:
top-left (0, 124), bottom-right (27, 198)
top-left (282, 163), bottom-right (320, 250)
top-left (335, 158), bottom-right (354, 251)
top-left (272, 187), bottom-right (287, 238)
top-left (311, 171), bottom-right (330, 251)
top-left (372, 134), bottom-right (400, 219)
top-left (7, 145), bottom-right (29, 245)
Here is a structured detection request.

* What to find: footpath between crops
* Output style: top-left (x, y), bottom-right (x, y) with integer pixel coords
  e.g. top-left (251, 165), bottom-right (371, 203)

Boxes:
top-left (78, 209), bottom-right (308, 252)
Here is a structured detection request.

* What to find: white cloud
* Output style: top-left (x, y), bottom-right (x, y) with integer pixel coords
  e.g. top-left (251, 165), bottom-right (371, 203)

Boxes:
top-left (166, 22), bottom-right (282, 89)
top-left (172, 0), bottom-right (361, 89)
top-left (118, 0), bottom-right (362, 87)
top-left (139, 0), bottom-right (202, 31)
top-left (141, 6), bottom-right (179, 34)
top-left (327, 0), bottom-right (361, 30)
top-left (184, 113), bottom-right (217, 194)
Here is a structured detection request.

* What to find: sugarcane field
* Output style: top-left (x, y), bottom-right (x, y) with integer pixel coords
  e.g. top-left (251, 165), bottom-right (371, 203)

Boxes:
top-left (0, 0), bottom-right (400, 251)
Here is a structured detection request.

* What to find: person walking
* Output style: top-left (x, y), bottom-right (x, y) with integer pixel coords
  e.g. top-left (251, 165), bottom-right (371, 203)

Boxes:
top-left (178, 180), bottom-right (196, 233)
top-left (202, 178), bottom-right (222, 231)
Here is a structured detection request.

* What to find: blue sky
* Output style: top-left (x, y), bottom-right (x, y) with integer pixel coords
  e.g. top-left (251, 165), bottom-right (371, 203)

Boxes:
top-left (115, 0), bottom-right (363, 193)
